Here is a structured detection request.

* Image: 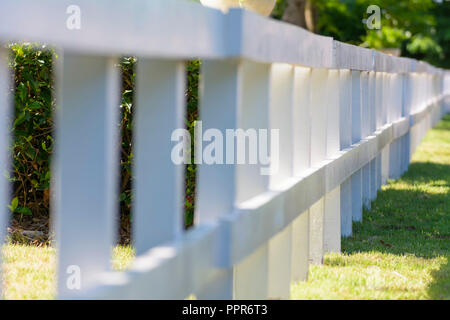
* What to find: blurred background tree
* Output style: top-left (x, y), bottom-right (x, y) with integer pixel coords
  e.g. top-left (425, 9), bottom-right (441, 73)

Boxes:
top-left (273, 0), bottom-right (450, 68)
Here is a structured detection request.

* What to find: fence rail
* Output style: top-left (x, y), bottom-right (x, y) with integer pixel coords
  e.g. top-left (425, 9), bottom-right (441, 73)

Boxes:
top-left (0, 0), bottom-right (449, 299)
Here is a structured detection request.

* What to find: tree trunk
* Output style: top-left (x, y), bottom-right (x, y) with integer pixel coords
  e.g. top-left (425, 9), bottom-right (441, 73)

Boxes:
top-left (282, 0), bottom-right (317, 33)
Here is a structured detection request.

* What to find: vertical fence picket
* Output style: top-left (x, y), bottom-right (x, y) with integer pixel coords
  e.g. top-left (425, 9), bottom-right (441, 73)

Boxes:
top-left (369, 71), bottom-right (377, 201)
top-left (54, 54), bottom-right (121, 297)
top-left (324, 70), bottom-right (341, 253)
top-left (401, 74), bottom-right (411, 174)
top-left (361, 71), bottom-right (371, 211)
top-left (267, 63), bottom-right (294, 300)
top-left (309, 68), bottom-right (328, 263)
top-left (133, 60), bottom-right (186, 254)
top-left (0, 48), bottom-right (12, 298)
top-left (339, 70), bottom-right (353, 237)
top-left (375, 72), bottom-right (383, 191)
top-left (381, 73), bottom-right (390, 185)
top-left (234, 61), bottom-right (271, 299)
top-left (291, 66), bottom-right (311, 282)
top-left (195, 60), bottom-right (240, 299)
top-left (351, 70), bottom-right (363, 222)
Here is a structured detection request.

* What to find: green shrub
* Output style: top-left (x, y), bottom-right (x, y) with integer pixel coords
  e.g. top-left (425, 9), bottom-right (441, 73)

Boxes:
top-left (10, 43), bottom-right (55, 218)
top-left (9, 44), bottom-right (200, 239)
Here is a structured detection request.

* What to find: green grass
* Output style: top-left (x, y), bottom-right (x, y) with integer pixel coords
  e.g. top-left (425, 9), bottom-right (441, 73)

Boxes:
top-left (292, 114), bottom-right (450, 300)
top-left (2, 115), bottom-right (450, 300)
top-left (1, 244), bottom-right (135, 300)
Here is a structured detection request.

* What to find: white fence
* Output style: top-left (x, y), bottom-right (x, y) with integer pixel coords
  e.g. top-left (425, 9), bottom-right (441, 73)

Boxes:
top-left (0, 0), bottom-right (449, 299)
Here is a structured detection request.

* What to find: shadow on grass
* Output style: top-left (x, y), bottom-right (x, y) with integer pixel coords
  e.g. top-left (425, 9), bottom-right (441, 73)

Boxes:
top-left (342, 161), bottom-right (449, 299)
top-left (428, 257), bottom-right (450, 299)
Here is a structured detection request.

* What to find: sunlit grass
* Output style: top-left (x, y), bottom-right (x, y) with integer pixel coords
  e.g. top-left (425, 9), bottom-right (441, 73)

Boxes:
top-left (2, 244), bottom-right (135, 300)
top-left (292, 114), bottom-right (450, 300)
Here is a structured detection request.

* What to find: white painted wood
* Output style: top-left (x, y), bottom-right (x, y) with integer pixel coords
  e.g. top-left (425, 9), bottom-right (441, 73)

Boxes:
top-left (369, 72), bottom-right (378, 200)
top-left (267, 63), bottom-right (294, 299)
top-left (308, 68), bottom-right (328, 264)
top-left (269, 63), bottom-right (294, 190)
top-left (375, 72), bottom-right (384, 130)
top-left (324, 186), bottom-right (341, 253)
top-left (339, 70), bottom-right (352, 237)
top-left (369, 72), bottom-right (377, 135)
top-left (361, 71), bottom-right (371, 210)
top-left (236, 61), bottom-right (271, 203)
top-left (340, 70), bottom-right (352, 149)
top-left (234, 243), bottom-right (268, 299)
top-left (351, 70), bottom-right (363, 222)
top-left (267, 225), bottom-right (292, 300)
top-left (381, 145), bottom-right (390, 185)
top-left (0, 49), bottom-right (12, 297)
top-left (309, 199), bottom-right (324, 264)
top-left (291, 67), bottom-right (311, 282)
top-left (376, 153), bottom-right (382, 191)
top-left (293, 67), bottom-right (311, 176)
top-left (197, 60), bottom-right (240, 225)
top-left (54, 54), bottom-right (121, 297)
top-left (327, 70), bottom-right (341, 158)
top-left (324, 70), bottom-right (341, 253)
top-left (195, 60), bottom-right (241, 299)
top-left (233, 60), bottom-right (271, 300)
top-left (382, 72), bottom-right (390, 125)
top-left (340, 178), bottom-right (352, 237)
top-left (133, 60), bottom-right (186, 254)
top-left (310, 69), bottom-right (328, 166)
top-left (291, 211), bottom-right (309, 282)
top-left (370, 158), bottom-right (377, 201)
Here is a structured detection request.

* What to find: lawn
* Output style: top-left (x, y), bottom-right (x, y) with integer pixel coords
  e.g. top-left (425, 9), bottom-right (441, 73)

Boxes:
top-left (2, 114), bottom-right (449, 300)
top-left (292, 114), bottom-right (450, 300)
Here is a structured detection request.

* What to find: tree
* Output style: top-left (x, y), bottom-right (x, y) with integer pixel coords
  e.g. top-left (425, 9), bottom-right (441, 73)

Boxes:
top-left (281, 0), bottom-right (317, 32)
top-left (275, 0), bottom-right (449, 68)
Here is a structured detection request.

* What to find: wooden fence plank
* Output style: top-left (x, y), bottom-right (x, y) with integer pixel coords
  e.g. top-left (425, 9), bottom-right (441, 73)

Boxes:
top-left (195, 60), bottom-right (241, 299)
top-left (133, 59), bottom-right (186, 254)
top-left (351, 70), bottom-right (363, 222)
top-left (54, 54), bottom-right (121, 297)
top-left (267, 63), bottom-right (294, 299)
top-left (233, 60), bottom-right (271, 299)
top-left (324, 69), bottom-right (341, 253)
top-left (0, 48), bottom-right (12, 297)
top-left (339, 70), bottom-right (353, 237)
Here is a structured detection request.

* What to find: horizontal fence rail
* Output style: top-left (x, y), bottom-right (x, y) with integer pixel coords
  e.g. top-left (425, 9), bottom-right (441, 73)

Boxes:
top-left (0, 0), bottom-right (449, 299)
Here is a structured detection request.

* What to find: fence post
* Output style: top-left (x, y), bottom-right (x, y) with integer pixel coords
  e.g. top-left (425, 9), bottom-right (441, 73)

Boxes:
top-left (0, 48), bottom-right (12, 298)
top-left (351, 70), bottom-right (363, 222)
top-left (267, 63), bottom-right (294, 300)
top-left (291, 66), bottom-right (312, 282)
top-left (195, 60), bottom-right (240, 299)
top-left (54, 54), bottom-right (121, 297)
top-left (381, 72), bottom-right (390, 185)
top-left (133, 60), bottom-right (186, 254)
top-left (324, 69), bottom-right (341, 253)
top-left (339, 69), bottom-right (353, 237)
top-left (369, 71), bottom-right (377, 201)
top-left (309, 68), bottom-right (328, 263)
top-left (375, 72), bottom-right (383, 191)
top-left (233, 60), bottom-right (271, 299)
top-left (361, 71), bottom-right (371, 210)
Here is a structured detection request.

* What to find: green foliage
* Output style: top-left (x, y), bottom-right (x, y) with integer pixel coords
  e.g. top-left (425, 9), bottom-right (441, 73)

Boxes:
top-left (271, 0), bottom-right (288, 20)
top-left (275, 0), bottom-right (450, 68)
top-left (185, 60), bottom-right (201, 228)
top-left (10, 43), bottom-right (55, 219)
top-left (9, 44), bottom-right (200, 235)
